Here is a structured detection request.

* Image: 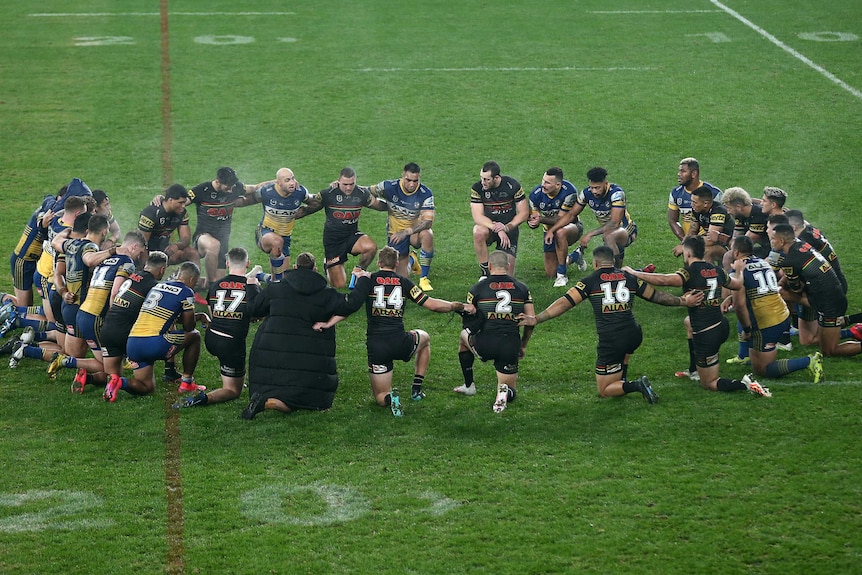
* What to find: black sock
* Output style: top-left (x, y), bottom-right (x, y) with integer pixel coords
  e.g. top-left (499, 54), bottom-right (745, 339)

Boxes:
top-left (622, 380), bottom-right (639, 394)
top-left (717, 378), bottom-right (747, 392)
top-left (687, 339), bottom-right (696, 372)
top-left (384, 393), bottom-right (391, 406)
top-left (479, 262), bottom-right (489, 276)
top-left (621, 364), bottom-right (628, 382)
top-left (847, 313), bottom-right (862, 324)
top-left (458, 351), bottom-right (474, 386)
top-left (507, 387), bottom-right (517, 402)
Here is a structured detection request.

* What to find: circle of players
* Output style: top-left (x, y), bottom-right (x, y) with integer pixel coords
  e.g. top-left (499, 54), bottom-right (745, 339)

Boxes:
top-left (3, 158), bottom-right (857, 417)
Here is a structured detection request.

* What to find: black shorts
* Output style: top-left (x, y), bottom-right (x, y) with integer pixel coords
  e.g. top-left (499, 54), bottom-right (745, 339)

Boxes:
top-left (48, 287), bottom-right (66, 335)
top-left (99, 324), bottom-right (129, 358)
top-left (366, 331), bottom-right (419, 374)
top-left (693, 318), bottom-right (730, 368)
top-left (808, 290), bottom-right (847, 327)
top-left (485, 226), bottom-right (520, 257)
top-left (596, 323), bottom-right (642, 374)
top-left (205, 328), bottom-right (247, 378)
top-left (323, 231), bottom-right (364, 269)
top-left (194, 227), bottom-right (231, 269)
top-left (469, 331), bottom-right (520, 375)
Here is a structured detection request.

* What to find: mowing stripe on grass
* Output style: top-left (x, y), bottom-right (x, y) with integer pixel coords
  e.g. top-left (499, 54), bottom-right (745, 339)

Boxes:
top-left (709, 0), bottom-right (862, 101)
top-left (29, 12), bottom-right (296, 17)
top-left (160, 2), bottom-right (184, 574)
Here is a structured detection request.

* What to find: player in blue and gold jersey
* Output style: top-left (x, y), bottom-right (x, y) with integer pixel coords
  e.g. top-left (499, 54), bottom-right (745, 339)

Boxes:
top-left (46, 230), bottom-right (147, 391)
top-left (49, 214), bottom-right (115, 365)
top-left (726, 236), bottom-right (822, 383)
top-left (528, 166), bottom-right (583, 287)
top-left (123, 262), bottom-right (206, 398)
top-left (369, 163), bottom-right (437, 291)
top-left (100, 251), bottom-right (168, 402)
top-left (243, 167), bottom-right (313, 281)
top-left (547, 167), bottom-right (637, 269)
top-left (10, 186), bottom-right (66, 306)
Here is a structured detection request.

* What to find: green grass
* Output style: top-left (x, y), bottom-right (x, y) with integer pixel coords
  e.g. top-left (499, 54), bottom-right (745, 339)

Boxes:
top-left (1, 1), bottom-right (862, 573)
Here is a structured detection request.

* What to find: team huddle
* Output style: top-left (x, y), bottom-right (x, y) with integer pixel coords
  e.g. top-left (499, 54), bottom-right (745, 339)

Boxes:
top-left (3, 158), bottom-right (859, 417)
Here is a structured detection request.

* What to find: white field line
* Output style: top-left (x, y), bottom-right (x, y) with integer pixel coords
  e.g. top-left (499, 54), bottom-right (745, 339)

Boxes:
top-left (29, 12), bottom-right (295, 17)
top-left (709, 0), bottom-right (862, 101)
top-left (357, 66), bottom-right (652, 72)
top-left (589, 10), bottom-right (721, 13)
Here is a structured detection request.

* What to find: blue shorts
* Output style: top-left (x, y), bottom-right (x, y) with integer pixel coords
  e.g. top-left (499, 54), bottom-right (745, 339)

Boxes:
top-left (256, 227), bottom-right (292, 256)
top-left (10, 254), bottom-right (37, 291)
top-left (126, 331), bottom-right (184, 369)
top-left (76, 310), bottom-right (103, 351)
top-left (751, 319), bottom-right (789, 353)
top-left (61, 302), bottom-right (81, 337)
top-left (387, 234), bottom-right (411, 256)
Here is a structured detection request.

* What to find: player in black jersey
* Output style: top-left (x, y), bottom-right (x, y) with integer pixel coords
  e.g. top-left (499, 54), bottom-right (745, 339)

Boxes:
top-left (626, 236), bottom-right (772, 397)
top-left (785, 210), bottom-right (846, 294)
top-left (676, 186), bottom-right (734, 265)
top-left (313, 246), bottom-right (466, 416)
top-left (770, 224), bottom-right (860, 359)
top-left (521, 246), bottom-right (701, 404)
top-left (187, 167), bottom-right (268, 288)
top-left (454, 250), bottom-right (534, 413)
top-left (470, 161), bottom-right (529, 277)
top-left (137, 184), bottom-right (196, 265)
top-left (303, 167), bottom-right (387, 288)
top-left (100, 251), bottom-right (169, 401)
top-left (173, 247), bottom-right (260, 408)
top-left (721, 186), bottom-right (771, 269)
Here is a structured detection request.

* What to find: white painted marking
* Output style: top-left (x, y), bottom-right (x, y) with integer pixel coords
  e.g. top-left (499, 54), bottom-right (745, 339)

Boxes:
top-left (357, 66), bottom-right (652, 73)
top-left (798, 31), bottom-right (858, 42)
top-left (0, 490), bottom-right (113, 533)
top-left (277, 37), bottom-right (299, 43)
top-left (194, 35), bottom-right (255, 45)
top-left (686, 32), bottom-right (731, 43)
top-left (417, 491), bottom-right (460, 516)
top-left (240, 483), bottom-right (371, 526)
top-left (74, 36), bottom-right (135, 47)
top-left (710, 0), bottom-right (862, 101)
top-left (30, 12), bottom-right (295, 17)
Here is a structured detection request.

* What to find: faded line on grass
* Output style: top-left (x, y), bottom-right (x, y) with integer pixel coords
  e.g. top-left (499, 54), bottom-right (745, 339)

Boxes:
top-left (161, 2), bottom-right (184, 574)
top-left (357, 66), bottom-right (653, 72)
top-left (710, 0), bottom-right (862, 101)
top-left (29, 12), bottom-right (296, 17)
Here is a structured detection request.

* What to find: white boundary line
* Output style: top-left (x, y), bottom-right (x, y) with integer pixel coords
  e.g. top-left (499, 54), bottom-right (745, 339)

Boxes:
top-left (589, 10), bottom-right (721, 14)
top-left (709, 0), bottom-right (862, 101)
top-left (29, 12), bottom-right (295, 17)
top-left (357, 66), bottom-right (652, 72)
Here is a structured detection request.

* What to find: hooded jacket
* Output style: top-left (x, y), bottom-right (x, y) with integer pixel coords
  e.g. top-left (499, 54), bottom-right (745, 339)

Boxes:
top-left (248, 267), bottom-right (354, 410)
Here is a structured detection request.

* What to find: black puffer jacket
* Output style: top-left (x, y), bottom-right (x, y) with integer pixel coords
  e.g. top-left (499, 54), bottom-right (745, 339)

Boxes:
top-left (248, 268), bottom-right (353, 410)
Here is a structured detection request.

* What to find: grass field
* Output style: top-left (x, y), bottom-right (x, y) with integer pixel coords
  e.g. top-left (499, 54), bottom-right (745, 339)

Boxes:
top-left (1, 1), bottom-right (861, 573)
